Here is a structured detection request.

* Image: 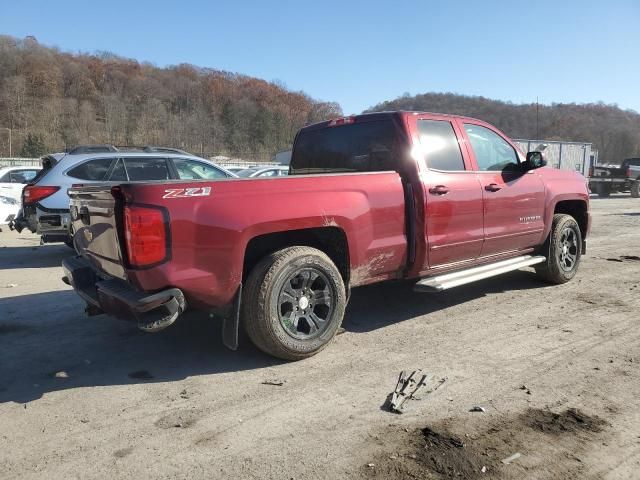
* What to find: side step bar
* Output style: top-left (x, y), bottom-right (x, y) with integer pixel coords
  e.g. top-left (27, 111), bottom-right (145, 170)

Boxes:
top-left (414, 255), bottom-right (546, 292)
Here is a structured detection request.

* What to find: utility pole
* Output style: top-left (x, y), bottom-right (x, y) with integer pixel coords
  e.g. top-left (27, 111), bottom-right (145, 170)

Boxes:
top-left (536, 97), bottom-right (539, 140)
top-left (1, 127), bottom-right (11, 157)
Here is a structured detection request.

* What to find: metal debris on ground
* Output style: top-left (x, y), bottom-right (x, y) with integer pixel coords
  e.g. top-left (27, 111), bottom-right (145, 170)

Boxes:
top-left (520, 385), bottom-right (532, 394)
top-left (385, 370), bottom-right (446, 413)
top-left (501, 452), bottom-right (522, 464)
top-left (54, 371), bottom-right (69, 379)
top-left (469, 406), bottom-right (486, 412)
top-left (261, 380), bottom-right (285, 386)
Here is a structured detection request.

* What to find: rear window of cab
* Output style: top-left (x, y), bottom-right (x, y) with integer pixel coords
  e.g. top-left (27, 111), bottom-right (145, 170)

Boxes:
top-left (290, 120), bottom-right (404, 174)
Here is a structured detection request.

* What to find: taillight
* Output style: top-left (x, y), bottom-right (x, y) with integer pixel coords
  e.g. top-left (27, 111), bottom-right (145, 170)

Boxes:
top-left (626, 166), bottom-right (632, 178)
top-left (328, 116), bottom-right (355, 127)
top-left (23, 185), bottom-right (60, 205)
top-left (123, 205), bottom-right (169, 267)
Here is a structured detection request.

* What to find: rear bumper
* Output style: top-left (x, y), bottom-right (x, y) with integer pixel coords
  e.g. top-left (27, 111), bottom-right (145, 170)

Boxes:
top-left (62, 256), bottom-right (186, 332)
top-left (12, 203), bottom-right (71, 238)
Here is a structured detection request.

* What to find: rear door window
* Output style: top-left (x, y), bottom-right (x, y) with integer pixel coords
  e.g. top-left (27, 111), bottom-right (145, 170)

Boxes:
top-left (418, 120), bottom-right (466, 171)
top-left (67, 158), bottom-right (114, 181)
top-left (123, 157), bottom-right (171, 181)
top-left (290, 120), bottom-right (403, 174)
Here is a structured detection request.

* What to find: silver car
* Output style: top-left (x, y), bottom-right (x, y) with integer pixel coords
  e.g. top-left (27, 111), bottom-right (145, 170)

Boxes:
top-left (236, 166), bottom-right (289, 178)
top-left (11, 145), bottom-right (235, 244)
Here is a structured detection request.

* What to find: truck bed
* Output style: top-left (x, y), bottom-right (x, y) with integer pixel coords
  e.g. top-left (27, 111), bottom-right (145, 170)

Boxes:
top-left (68, 173), bottom-right (408, 309)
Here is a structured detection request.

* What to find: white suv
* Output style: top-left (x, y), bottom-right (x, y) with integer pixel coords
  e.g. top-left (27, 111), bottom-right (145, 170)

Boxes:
top-left (0, 166), bottom-right (41, 223)
top-left (11, 145), bottom-right (235, 244)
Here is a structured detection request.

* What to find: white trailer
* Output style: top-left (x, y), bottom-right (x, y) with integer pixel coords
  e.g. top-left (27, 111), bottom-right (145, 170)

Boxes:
top-left (513, 140), bottom-right (595, 177)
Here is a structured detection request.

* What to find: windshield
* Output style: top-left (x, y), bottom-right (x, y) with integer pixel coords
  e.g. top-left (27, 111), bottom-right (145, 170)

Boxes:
top-left (290, 120), bottom-right (404, 175)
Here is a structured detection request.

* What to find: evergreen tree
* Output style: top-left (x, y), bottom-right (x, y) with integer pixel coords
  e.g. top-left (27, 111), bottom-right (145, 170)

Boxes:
top-left (20, 133), bottom-right (46, 157)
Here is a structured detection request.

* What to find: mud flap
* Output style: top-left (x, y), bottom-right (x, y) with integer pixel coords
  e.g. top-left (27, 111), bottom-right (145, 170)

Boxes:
top-left (222, 283), bottom-right (241, 351)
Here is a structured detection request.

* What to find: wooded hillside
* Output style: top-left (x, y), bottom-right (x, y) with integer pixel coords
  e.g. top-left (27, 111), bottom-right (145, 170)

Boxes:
top-left (0, 36), bottom-right (341, 160)
top-left (367, 93), bottom-right (640, 163)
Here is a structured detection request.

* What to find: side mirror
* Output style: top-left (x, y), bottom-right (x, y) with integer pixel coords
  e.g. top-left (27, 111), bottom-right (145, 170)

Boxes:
top-left (525, 151), bottom-right (547, 170)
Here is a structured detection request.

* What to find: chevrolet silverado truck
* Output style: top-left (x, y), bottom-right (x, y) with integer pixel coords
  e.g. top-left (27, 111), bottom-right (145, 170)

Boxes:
top-left (62, 111), bottom-right (590, 360)
top-left (588, 158), bottom-right (640, 197)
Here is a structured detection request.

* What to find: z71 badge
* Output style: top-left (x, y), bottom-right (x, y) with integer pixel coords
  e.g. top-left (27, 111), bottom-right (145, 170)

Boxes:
top-left (163, 187), bottom-right (212, 199)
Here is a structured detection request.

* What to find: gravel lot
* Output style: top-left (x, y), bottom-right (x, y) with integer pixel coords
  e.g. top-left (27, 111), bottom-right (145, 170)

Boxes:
top-left (1, 195), bottom-right (639, 480)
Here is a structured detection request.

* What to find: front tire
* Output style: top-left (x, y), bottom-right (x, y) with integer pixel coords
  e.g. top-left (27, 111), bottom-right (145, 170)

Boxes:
top-left (535, 214), bottom-right (582, 284)
top-left (631, 180), bottom-right (640, 198)
top-left (241, 246), bottom-right (346, 360)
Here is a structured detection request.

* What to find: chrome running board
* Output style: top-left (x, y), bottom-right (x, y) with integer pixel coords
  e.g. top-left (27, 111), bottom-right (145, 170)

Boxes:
top-left (414, 255), bottom-right (546, 292)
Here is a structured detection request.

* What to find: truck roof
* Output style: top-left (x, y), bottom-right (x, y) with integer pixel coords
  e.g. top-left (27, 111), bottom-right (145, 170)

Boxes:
top-left (300, 110), bottom-right (486, 132)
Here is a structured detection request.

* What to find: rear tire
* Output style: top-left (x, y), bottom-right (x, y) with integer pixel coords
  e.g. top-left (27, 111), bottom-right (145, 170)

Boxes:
top-left (241, 246), bottom-right (346, 361)
top-left (631, 180), bottom-right (640, 198)
top-left (535, 214), bottom-right (582, 284)
top-left (596, 183), bottom-right (611, 198)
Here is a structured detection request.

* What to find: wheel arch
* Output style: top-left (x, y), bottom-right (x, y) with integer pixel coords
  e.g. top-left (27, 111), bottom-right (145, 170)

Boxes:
top-left (242, 227), bottom-right (351, 287)
top-left (553, 199), bottom-right (589, 240)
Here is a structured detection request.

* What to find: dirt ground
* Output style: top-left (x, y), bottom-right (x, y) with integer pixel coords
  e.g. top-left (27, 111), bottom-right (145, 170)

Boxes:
top-left (1, 195), bottom-right (639, 480)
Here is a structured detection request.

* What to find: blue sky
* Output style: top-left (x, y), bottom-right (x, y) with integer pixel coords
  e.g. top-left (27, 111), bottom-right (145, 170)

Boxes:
top-left (1, 0), bottom-right (638, 114)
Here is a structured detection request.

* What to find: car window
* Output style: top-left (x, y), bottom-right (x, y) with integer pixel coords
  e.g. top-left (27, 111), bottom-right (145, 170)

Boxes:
top-left (21, 170), bottom-right (38, 182)
top-left (109, 159), bottom-right (127, 181)
top-left (4, 170), bottom-right (38, 183)
top-left (123, 157), bottom-right (170, 181)
top-left (67, 158), bottom-right (114, 181)
top-left (173, 158), bottom-right (228, 179)
top-left (8, 172), bottom-right (26, 183)
top-left (291, 120), bottom-right (403, 174)
top-left (237, 168), bottom-right (257, 177)
top-left (418, 120), bottom-right (465, 171)
top-left (257, 169), bottom-right (279, 177)
top-left (464, 124), bottom-right (519, 171)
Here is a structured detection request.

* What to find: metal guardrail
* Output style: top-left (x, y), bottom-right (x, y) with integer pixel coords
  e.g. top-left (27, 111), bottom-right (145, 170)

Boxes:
top-left (0, 158), bottom-right (41, 167)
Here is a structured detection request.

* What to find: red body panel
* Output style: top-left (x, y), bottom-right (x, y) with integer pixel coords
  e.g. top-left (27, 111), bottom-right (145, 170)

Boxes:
top-left (121, 172), bottom-right (407, 307)
top-left (70, 111), bottom-right (590, 312)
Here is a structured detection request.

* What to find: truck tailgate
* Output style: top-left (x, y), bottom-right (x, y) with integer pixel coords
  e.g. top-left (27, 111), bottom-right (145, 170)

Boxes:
top-left (69, 185), bottom-right (127, 280)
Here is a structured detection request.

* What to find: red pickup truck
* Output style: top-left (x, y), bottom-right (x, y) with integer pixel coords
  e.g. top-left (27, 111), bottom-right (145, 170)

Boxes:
top-left (63, 112), bottom-right (590, 360)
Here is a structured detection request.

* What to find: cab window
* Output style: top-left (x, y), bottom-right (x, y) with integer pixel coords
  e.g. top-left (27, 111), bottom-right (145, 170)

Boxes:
top-left (290, 120), bottom-right (402, 174)
top-left (418, 120), bottom-right (465, 171)
top-left (464, 124), bottom-right (519, 171)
